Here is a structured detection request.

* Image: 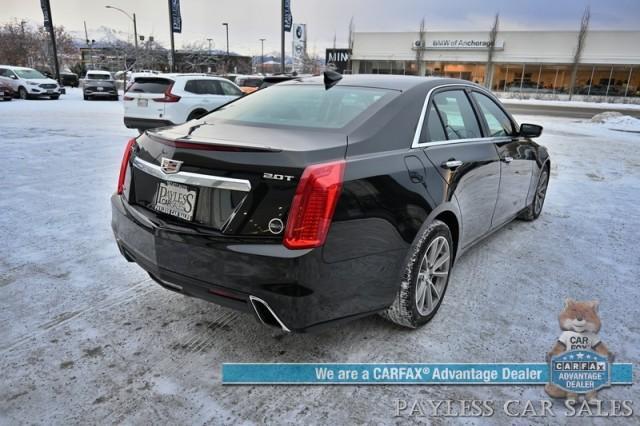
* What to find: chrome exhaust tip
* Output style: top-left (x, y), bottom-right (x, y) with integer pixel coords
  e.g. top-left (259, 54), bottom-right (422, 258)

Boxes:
top-left (249, 296), bottom-right (291, 332)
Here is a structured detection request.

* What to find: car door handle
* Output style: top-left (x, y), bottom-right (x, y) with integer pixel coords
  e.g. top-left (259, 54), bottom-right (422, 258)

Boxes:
top-left (441, 160), bottom-right (463, 169)
top-left (502, 156), bottom-right (514, 163)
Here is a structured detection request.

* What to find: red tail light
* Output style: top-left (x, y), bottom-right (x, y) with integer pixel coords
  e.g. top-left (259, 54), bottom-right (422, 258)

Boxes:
top-left (152, 83), bottom-right (181, 102)
top-left (283, 160), bottom-right (345, 249)
top-left (117, 138), bottom-right (137, 194)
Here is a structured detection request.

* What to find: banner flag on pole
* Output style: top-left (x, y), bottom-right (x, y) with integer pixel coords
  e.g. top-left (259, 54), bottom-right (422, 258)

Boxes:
top-left (283, 0), bottom-right (292, 32)
top-left (40, 0), bottom-right (51, 28)
top-left (170, 0), bottom-right (182, 33)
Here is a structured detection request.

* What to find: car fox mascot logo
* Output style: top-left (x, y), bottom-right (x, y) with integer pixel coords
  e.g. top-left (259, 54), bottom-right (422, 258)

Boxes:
top-left (545, 299), bottom-right (614, 404)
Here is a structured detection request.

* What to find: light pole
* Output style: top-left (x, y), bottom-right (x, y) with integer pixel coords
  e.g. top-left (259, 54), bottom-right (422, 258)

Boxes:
top-left (105, 5), bottom-right (138, 69)
top-left (259, 38), bottom-right (266, 74)
top-left (222, 22), bottom-right (229, 72)
top-left (207, 38), bottom-right (213, 56)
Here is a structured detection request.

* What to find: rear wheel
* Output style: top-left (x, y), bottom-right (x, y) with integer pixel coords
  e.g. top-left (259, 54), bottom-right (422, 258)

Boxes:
top-left (187, 109), bottom-right (207, 121)
top-left (83, 94), bottom-right (89, 101)
top-left (18, 87), bottom-right (28, 100)
top-left (50, 95), bottom-right (59, 100)
top-left (519, 164), bottom-right (549, 221)
top-left (381, 220), bottom-right (453, 328)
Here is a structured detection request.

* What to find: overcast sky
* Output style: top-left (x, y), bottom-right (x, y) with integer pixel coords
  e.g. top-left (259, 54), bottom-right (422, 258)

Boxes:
top-left (2, 0), bottom-right (639, 56)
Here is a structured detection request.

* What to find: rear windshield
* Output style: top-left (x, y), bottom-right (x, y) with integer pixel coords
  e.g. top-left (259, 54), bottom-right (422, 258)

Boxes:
top-left (209, 85), bottom-right (395, 129)
top-left (87, 73), bottom-right (111, 80)
top-left (128, 78), bottom-right (173, 93)
top-left (238, 78), bottom-right (263, 87)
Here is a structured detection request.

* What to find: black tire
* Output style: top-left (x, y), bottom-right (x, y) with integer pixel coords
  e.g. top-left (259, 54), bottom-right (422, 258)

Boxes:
top-left (83, 94), bottom-right (89, 101)
top-left (187, 109), bottom-right (207, 121)
top-left (381, 219), bottom-right (454, 328)
top-left (519, 164), bottom-right (550, 221)
top-left (112, 95), bottom-right (119, 101)
top-left (18, 87), bottom-right (28, 100)
top-left (50, 95), bottom-right (59, 100)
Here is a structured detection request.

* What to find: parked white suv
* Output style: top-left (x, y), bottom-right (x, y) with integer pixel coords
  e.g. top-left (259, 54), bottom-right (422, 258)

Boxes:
top-left (0, 65), bottom-right (62, 99)
top-left (123, 74), bottom-right (243, 131)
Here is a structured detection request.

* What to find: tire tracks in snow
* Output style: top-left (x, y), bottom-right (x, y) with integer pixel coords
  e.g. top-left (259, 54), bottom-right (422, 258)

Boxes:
top-left (0, 277), bottom-right (154, 354)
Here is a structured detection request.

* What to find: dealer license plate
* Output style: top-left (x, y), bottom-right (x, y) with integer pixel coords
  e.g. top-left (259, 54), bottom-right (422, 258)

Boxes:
top-left (47, 90), bottom-right (53, 93)
top-left (137, 98), bottom-right (148, 107)
top-left (97, 87), bottom-right (104, 91)
top-left (154, 181), bottom-right (197, 221)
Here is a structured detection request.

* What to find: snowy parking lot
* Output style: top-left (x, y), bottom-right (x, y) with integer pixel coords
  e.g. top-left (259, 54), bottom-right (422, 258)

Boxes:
top-left (1, 88), bottom-right (639, 424)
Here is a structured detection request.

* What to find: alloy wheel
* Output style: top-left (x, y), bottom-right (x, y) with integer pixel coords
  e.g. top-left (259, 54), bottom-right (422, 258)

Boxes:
top-left (534, 169), bottom-right (549, 216)
top-left (415, 236), bottom-right (450, 316)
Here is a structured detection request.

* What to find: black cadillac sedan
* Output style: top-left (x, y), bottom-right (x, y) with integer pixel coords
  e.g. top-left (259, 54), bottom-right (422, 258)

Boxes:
top-left (111, 73), bottom-right (549, 332)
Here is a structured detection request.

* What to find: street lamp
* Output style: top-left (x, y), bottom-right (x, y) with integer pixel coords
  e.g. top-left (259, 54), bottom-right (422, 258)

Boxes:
top-left (105, 5), bottom-right (138, 68)
top-left (222, 22), bottom-right (229, 72)
top-left (207, 38), bottom-right (213, 56)
top-left (259, 38), bottom-right (266, 74)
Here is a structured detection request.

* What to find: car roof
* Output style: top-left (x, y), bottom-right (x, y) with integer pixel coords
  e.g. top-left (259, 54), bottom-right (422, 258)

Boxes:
top-left (0, 65), bottom-right (35, 70)
top-left (86, 70), bottom-right (111, 74)
top-left (158, 73), bottom-right (233, 81)
top-left (281, 74), bottom-right (480, 92)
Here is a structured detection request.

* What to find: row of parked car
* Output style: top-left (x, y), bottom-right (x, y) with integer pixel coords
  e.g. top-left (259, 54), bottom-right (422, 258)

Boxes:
top-left (123, 73), bottom-right (300, 132)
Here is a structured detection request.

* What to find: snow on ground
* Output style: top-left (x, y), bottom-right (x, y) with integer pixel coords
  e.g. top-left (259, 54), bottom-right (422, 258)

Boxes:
top-left (1, 88), bottom-right (639, 425)
top-left (591, 112), bottom-right (640, 133)
top-left (499, 97), bottom-right (640, 111)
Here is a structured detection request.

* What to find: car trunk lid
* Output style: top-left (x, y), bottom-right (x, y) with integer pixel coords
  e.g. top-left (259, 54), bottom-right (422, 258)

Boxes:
top-left (125, 120), bottom-right (347, 237)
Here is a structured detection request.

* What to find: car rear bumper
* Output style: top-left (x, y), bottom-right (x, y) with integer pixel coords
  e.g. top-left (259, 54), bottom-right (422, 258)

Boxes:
top-left (124, 117), bottom-right (174, 130)
top-left (111, 193), bottom-right (405, 332)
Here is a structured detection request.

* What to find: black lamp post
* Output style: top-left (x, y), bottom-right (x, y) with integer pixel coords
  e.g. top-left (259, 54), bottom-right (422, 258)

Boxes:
top-left (222, 22), bottom-right (229, 72)
top-left (259, 38), bottom-right (266, 74)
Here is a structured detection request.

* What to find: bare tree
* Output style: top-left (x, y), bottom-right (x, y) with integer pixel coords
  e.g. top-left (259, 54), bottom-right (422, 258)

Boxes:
top-left (485, 13), bottom-right (499, 89)
top-left (0, 20), bottom-right (76, 70)
top-left (416, 17), bottom-right (426, 76)
top-left (568, 6), bottom-right (590, 100)
top-left (346, 16), bottom-right (354, 72)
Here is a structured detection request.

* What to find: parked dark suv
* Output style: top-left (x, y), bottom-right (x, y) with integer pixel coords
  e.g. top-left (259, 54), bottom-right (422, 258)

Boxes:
top-left (111, 74), bottom-right (549, 332)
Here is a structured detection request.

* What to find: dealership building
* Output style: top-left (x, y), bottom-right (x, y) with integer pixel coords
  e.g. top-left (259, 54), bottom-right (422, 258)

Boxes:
top-left (350, 30), bottom-right (640, 100)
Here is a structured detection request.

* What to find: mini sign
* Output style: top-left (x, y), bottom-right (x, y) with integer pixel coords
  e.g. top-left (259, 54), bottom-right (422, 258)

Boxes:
top-left (325, 49), bottom-right (351, 74)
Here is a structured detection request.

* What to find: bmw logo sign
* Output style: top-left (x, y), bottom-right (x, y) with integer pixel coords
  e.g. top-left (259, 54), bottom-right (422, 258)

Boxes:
top-left (268, 218), bottom-right (284, 234)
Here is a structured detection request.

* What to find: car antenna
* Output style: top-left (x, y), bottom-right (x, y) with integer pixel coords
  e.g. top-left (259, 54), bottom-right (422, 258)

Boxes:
top-left (323, 70), bottom-right (342, 90)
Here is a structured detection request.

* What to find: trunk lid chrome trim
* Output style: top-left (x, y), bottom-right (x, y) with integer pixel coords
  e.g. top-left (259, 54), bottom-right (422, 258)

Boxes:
top-left (132, 156), bottom-right (252, 192)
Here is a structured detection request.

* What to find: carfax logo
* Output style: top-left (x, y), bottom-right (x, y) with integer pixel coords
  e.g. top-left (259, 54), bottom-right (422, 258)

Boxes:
top-left (545, 299), bottom-right (614, 403)
top-left (550, 350), bottom-right (610, 394)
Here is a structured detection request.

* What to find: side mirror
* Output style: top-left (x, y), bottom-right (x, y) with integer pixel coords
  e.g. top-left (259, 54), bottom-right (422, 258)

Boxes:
top-left (10, 75), bottom-right (18, 80)
top-left (519, 123), bottom-right (543, 138)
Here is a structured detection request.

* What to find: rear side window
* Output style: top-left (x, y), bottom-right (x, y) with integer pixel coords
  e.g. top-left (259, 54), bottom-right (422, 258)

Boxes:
top-left (185, 80), bottom-right (226, 95)
top-left (432, 90), bottom-right (481, 140)
top-left (210, 85), bottom-right (394, 129)
top-left (129, 78), bottom-right (173, 94)
top-left (421, 104), bottom-right (447, 142)
top-left (471, 92), bottom-right (514, 137)
top-left (219, 81), bottom-right (243, 96)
